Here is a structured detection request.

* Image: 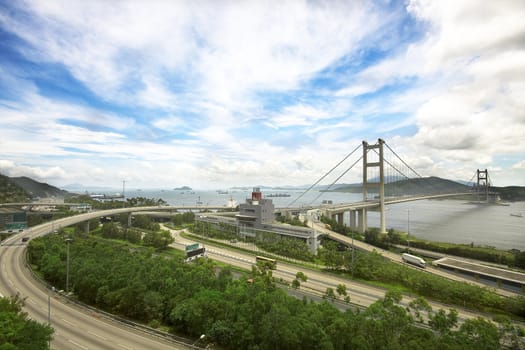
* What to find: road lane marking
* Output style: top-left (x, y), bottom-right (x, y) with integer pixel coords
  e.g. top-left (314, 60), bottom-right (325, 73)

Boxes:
top-left (118, 344), bottom-right (133, 350)
top-left (87, 331), bottom-right (107, 341)
top-left (8, 279), bottom-right (14, 286)
top-left (61, 318), bottom-right (76, 327)
top-left (68, 339), bottom-right (88, 350)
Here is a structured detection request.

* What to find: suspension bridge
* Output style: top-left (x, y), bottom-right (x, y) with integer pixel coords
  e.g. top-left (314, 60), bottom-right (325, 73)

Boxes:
top-left (285, 138), bottom-right (498, 234)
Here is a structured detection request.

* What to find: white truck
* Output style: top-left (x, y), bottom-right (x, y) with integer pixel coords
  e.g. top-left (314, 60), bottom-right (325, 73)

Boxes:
top-left (401, 253), bottom-right (426, 268)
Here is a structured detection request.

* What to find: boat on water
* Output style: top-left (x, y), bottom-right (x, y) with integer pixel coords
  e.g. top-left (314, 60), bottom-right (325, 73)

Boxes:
top-left (266, 193), bottom-right (291, 197)
top-left (510, 213), bottom-right (523, 218)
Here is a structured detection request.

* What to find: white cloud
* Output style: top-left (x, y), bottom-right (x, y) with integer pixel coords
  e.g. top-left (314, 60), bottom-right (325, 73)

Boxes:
top-left (512, 160), bottom-right (525, 170)
top-left (0, 160), bottom-right (67, 181)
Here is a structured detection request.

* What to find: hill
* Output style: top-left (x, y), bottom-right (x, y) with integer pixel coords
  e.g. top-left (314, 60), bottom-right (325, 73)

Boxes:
top-left (0, 174), bottom-right (31, 203)
top-left (9, 176), bottom-right (69, 199)
top-left (494, 186), bottom-right (525, 201)
top-left (326, 176), bottom-right (471, 196)
top-left (0, 174), bottom-right (69, 202)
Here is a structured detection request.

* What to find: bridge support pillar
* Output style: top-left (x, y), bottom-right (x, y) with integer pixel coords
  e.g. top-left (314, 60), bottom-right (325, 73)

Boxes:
top-left (84, 220), bottom-right (89, 237)
top-left (127, 213), bottom-right (132, 227)
top-left (336, 213), bottom-right (344, 225)
top-left (349, 210), bottom-right (357, 231)
top-left (358, 209), bottom-right (367, 234)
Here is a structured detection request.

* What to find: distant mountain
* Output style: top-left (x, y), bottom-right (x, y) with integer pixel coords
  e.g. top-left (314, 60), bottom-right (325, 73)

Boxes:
top-left (326, 176), bottom-right (471, 196)
top-left (8, 176), bottom-right (68, 199)
top-left (495, 186), bottom-right (525, 201)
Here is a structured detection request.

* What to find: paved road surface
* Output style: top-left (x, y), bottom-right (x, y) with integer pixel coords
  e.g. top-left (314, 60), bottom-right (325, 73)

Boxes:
top-left (0, 221), bottom-right (189, 350)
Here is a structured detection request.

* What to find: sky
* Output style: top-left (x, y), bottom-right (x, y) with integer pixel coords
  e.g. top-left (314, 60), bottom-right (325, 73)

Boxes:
top-left (0, 0), bottom-right (524, 190)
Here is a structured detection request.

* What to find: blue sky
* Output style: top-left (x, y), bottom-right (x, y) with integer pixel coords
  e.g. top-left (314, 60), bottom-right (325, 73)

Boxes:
top-left (1, 0), bottom-right (524, 190)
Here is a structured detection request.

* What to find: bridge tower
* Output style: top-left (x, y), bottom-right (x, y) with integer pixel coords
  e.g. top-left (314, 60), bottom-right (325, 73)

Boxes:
top-left (362, 138), bottom-right (386, 233)
top-left (477, 169), bottom-right (489, 202)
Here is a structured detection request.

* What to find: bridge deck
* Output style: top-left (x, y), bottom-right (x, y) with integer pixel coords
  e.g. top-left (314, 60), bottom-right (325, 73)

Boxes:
top-left (434, 257), bottom-right (525, 286)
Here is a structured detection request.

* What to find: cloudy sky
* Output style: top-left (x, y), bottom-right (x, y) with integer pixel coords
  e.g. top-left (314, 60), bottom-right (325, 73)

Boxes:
top-left (1, 0), bottom-right (524, 190)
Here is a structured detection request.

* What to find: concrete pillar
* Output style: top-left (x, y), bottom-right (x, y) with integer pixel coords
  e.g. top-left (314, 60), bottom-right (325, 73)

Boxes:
top-left (378, 138), bottom-right (386, 233)
top-left (84, 221), bottom-right (90, 236)
top-left (336, 212), bottom-right (344, 225)
top-left (349, 210), bottom-right (357, 231)
top-left (358, 209), bottom-right (367, 234)
top-left (127, 213), bottom-right (132, 227)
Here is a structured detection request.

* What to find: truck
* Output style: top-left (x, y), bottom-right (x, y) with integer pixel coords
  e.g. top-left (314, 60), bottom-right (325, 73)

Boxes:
top-left (401, 253), bottom-right (426, 268)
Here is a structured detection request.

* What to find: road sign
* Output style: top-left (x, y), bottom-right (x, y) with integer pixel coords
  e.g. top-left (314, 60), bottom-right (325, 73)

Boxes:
top-left (5, 222), bottom-right (27, 231)
top-left (185, 243), bottom-right (199, 252)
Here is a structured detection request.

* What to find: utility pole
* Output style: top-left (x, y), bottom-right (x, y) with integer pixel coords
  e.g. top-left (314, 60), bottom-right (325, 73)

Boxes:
top-left (122, 180), bottom-right (126, 208)
top-left (407, 208), bottom-right (410, 253)
top-left (65, 238), bottom-right (73, 294)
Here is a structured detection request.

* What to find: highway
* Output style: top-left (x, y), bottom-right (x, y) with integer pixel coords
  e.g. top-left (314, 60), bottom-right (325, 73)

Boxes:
top-left (0, 206), bottom-right (516, 348)
top-left (0, 216), bottom-right (191, 350)
top-left (167, 227), bottom-right (484, 324)
top-left (309, 221), bottom-right (520, 297)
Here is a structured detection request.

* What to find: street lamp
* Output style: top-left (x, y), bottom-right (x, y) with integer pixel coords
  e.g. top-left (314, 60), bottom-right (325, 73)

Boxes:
top-left (407, 208), bottom-right (410, 253)
top-left (192, 334), bottom-right (205, 346)
top-left (65, 237), bottom-right (73, 294)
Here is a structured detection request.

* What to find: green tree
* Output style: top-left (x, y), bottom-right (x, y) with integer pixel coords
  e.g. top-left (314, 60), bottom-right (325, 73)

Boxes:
top-left (429, 308), bottom-right (458, 335)
top-left (0, 294), bottom-right (53, 349)
top-left (296, 271), bottom-right (308, 282)
top-left (336, 284), bottom-right (347, 297)
top-left (324, 288), bottom-right (336, 302)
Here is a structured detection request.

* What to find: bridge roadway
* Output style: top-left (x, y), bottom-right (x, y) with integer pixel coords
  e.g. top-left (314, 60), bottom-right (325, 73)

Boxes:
top-left (320, 192), bottom-right (476, 215)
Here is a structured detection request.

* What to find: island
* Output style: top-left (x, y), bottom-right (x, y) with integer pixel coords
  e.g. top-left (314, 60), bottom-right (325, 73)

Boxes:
top-left (174, 186), bottom-right (192, 191)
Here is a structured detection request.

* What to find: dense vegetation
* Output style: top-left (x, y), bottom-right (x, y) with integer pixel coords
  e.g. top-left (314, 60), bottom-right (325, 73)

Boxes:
top-left (318, 241), bottom-right (525, 319)
top-left (28, 234), bottom-right (524, 349)
top-left (0, 295), bottom-right (53, 348)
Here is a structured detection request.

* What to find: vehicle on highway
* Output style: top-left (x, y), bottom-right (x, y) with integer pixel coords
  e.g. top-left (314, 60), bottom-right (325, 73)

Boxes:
top-left (21, 237), bottom-right (30, 242)
top-left (401, 253), bottom-right (426, 268)
top-left (255, 255), bottom-right (277, 269)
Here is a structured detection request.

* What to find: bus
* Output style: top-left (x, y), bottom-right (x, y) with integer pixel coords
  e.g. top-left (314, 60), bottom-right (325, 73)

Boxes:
top-left (255, 256), bottom-right (277, 270)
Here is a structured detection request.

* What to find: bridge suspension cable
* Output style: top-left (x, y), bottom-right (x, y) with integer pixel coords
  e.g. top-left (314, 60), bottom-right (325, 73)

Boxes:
top-left (286, 143), bottom-right (361, 207)
top-left (306, 156), bottom-right (363, 207)
top-left (384, 142), bottom-right (423, 178)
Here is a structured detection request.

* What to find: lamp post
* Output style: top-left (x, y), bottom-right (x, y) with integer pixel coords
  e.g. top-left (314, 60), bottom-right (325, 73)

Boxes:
top-left (192, 334), bottom-right (205, 347)
top-left (407, 208), bottom-right (410, 253)
top-left (65, 238), bottom-right (73, 294)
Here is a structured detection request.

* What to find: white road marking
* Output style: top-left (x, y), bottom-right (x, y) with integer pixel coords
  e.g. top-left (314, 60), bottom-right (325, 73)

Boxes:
top-left (118, 344), bottom-right (133, 350)
top-left (28, 299), bottom-right (37, 305)
top-left (88, 331), bottom-right (107, 341)
top-left (8, 279), bottom-right (14, 286)
top-left (61, 318), bottom-right (76, 327)
top-left (68, 339), bottom-right (88, 350)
